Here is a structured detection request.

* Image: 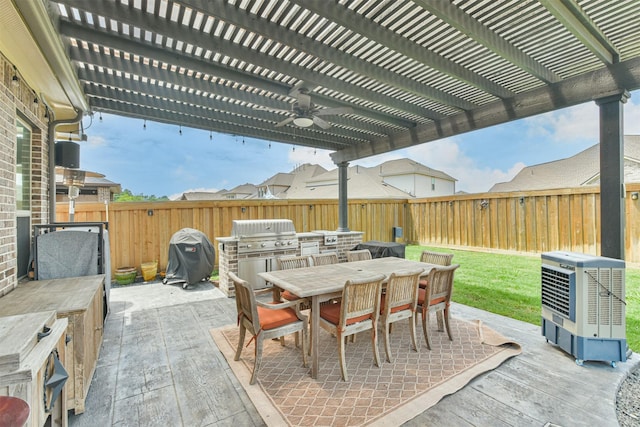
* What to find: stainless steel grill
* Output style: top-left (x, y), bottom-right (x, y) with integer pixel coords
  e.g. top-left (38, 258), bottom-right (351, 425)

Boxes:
top-left (231, 219), bottom-right (298, 254)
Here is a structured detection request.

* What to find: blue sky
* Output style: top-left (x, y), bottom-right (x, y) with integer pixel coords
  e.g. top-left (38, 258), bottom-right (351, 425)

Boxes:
top-left (80, 91), bottom-right (640, 199)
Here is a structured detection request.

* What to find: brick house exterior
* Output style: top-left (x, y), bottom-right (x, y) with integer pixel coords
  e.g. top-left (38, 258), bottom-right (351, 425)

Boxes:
top-left (0, 53), bottom-right (50, 295)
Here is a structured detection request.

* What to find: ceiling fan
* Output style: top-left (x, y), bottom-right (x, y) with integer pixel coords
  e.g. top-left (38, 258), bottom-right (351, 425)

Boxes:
top-left (255, 83), bottom-right (353, 129)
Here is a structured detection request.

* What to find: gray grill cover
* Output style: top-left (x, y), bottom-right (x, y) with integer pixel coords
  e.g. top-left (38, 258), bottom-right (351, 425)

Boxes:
top-left (165, 228), bottom-right (215, 285)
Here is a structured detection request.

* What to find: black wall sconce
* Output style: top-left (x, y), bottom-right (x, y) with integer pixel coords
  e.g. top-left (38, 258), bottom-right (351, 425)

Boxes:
top-left (479, 200), bottom-right (489, 210)
top-left (519, 196), bottom-right (525, 206)
top-left (241, 207), bottom-right (246, 213)
top-left (147, 209), bottom-right (154, 216)
top-left (309, 205), bottom-right (313, 210)
top-left (448, 201), bottom-right (453, 207)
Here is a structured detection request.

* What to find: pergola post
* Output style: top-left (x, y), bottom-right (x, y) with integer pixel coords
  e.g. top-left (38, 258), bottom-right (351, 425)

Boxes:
top-left (337, 161), bottom-right (350, 232)
top-left (596, 91), bottom-right (629, 260)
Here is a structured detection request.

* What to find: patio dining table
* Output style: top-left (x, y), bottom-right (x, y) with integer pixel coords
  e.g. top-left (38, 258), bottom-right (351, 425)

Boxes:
top-left (259, 257), bottom-right (436, 379)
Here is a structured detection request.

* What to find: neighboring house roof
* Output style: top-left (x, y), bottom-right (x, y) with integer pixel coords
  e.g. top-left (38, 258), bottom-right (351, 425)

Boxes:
top-left (490, 135), bottom-right (640, 192)
top-left (55, 167), bottom-right (121, 192)
top-left (285, 163), bottom-right (424, 199)
top-left (180, 191), bottom-right (226, 201)
top-left (259, 164), bottom-right (329, 199)
top-left (378, 158), bottom-right (457, 182)
top-left (260, 172), bottom-right (295, 188)
top-left (177, 159), bottom-right (455, 200)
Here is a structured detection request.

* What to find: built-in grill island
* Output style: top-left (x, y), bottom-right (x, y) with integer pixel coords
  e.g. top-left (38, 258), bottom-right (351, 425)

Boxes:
top-left (217, 220), bottom-right (363, 297)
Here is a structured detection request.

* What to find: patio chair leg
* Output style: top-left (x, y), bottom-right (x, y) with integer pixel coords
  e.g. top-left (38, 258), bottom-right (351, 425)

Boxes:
top-left (409, 315), bottom-right (419, 352)
top-left (436, 310), bottom-right (444, 332)
top-left (371, 323), bottom-right (381, 368)
top-left (422, 309), bottom-right (432, 350)
top-left (444, 307), bottom-right (453, 341)
top-left (250, 337), bottom-right (264, 385)
top-left (234, 325), bottom-right (247, 361)
top-left (301, 325), bottom-right (308, 368)
top-left (338, 333), bottom-right (348, 381)
top-left (384, 321), bottom-right (392, 362)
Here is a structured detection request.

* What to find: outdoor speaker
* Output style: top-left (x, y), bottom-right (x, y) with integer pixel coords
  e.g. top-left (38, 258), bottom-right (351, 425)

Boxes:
top-left (55, 141), bottom-right (80, 168)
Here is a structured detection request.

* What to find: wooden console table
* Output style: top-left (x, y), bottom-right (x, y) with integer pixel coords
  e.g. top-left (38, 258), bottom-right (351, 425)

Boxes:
top-left (0, 275), bottom-right (105, 414)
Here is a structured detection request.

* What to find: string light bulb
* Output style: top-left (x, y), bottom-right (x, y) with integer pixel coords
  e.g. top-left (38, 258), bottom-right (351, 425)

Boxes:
top-left (179, 125), bottom-right (182, 136)
top-left (209, 131), bottom-right (212, 141)
top-left (143, 119), bottom-right (146, 130)
top-left (99, 112), bottom-right (103, 122)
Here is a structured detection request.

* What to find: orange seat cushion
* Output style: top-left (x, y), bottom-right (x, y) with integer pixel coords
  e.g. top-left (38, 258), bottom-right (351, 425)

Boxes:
top-left (380, 294), bottom-right (411, 314)
top-left (257, 306), bottom-right (300, 330)
top-left (417, 288), bottom-right (446, 306)
top-left (320, 303), bottom-right (372, 326)
top-left (281, 290), bottom-right (301, 301)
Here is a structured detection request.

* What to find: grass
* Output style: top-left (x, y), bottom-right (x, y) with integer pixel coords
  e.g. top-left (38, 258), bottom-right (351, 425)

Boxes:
top-left (405, 245), bottom-right (640, 352)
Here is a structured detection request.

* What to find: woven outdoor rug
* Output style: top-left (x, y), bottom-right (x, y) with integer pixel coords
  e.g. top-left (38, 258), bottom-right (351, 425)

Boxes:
top-left (211, 316), bottom-right (521, 426)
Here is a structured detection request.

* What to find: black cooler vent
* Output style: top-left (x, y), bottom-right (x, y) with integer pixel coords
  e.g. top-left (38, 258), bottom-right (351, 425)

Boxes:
top-left (541, 265), bottom-right (575, 321)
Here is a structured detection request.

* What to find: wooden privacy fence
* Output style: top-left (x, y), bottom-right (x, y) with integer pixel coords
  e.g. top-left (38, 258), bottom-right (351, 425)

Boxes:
top-left (56, 184), bottom-right (640, 274)
top-left (56, 198), bottom-right (407, 274)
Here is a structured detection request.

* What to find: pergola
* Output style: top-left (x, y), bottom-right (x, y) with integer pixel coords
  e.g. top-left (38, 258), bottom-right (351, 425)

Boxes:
top-left (4, 0), bottom-right (640, 258)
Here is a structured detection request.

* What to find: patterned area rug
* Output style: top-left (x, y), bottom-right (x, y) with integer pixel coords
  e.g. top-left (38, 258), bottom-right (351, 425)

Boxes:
top-left (211, 316), bottom-right (521, 426)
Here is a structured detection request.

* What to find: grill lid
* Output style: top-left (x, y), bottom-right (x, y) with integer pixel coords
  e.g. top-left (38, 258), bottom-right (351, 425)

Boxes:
top-left (231, 219), bottom-right (296, 239)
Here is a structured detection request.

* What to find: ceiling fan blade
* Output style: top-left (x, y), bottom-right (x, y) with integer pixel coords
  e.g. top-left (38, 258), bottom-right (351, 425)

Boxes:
top-left (313, 106), bottom-right (353, 116)
top-left (275, 117), bottom-right (296, 127)
top-left (313, 116), bottom-right (332, 129)
top-left (253, 105), bottom-right (290, 113)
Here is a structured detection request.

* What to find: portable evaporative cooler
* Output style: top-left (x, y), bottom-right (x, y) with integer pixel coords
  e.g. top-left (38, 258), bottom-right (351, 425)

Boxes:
top-left (541, 251), bottom-right (627, 366)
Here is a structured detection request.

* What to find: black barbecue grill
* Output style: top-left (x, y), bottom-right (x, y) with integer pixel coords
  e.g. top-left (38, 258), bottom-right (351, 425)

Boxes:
top-left (162, 228), bottom-right (215, 289)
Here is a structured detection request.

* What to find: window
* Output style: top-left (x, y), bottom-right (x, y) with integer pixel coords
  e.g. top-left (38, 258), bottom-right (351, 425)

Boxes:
top-left (16, 119), bottom-right (31, 211)
top-left (431, 177), bottom-right (436, 191)
top-left (16, 118), bottom-right (32, 278)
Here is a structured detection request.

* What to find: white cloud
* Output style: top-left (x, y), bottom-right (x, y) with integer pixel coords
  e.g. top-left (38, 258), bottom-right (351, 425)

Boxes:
top-left (624, 98), bottom-right (640, 134)
top-left (287, 147), bottom-right (336, 170)
top-left (85, 134), bottom-right (108, 148)
top-left (525, 96), bottom-right (640, 142)
top-left (525, 103), bottom-right (598, 143)
top-left (405, 139), bottom-right (524, 193)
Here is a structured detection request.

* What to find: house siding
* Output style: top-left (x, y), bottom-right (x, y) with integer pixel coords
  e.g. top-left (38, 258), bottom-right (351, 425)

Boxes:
top-left (0, 52), bottom-right (50, 296)
top-left (384, 174), bottom-right (455, 198)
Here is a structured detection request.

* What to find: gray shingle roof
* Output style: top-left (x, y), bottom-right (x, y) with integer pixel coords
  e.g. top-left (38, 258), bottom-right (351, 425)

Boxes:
top-left (490, 135), bottom-right (640, 192)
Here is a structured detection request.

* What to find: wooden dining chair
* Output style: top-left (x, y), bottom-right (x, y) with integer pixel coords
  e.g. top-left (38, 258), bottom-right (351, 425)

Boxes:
top-left (419, 250), bottom-right (454, 287)
top-left (229, 272), bottom-right (307, 385)
top-left (346, 249), bottom-right (372, 262)
top-left (318, 273), bottom-right (385, 381)
top-left (311, 252), bottom-right (339, 266)
top-left (416, 264), bottom-right (459, 350)
top-left (380, 268), bottom-right (424, 362)
top-left (276, 255), bottom-right (311, 303)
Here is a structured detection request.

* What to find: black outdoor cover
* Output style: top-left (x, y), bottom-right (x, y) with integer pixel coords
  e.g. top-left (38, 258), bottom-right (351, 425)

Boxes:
top-left (354, 241), bottom-right (405, 259)
top-left (165, 228), bottom-right (215, 285)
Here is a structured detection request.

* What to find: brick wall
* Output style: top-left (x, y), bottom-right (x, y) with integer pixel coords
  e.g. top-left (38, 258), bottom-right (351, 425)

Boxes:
top-left (0, 52), bottom-right (50, 296)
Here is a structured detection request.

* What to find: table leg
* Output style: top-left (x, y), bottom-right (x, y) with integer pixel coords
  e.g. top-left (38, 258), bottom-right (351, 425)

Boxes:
top-left (311, 295), bottom-right (320, 379)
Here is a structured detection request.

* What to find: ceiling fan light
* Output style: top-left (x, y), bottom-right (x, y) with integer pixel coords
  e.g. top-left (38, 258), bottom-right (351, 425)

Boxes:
top-left (293, 117), bottom-right (314, 127)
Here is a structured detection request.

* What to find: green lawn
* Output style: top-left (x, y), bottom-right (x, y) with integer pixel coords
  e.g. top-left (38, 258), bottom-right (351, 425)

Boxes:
top-left (405, 245), bottom-right (640, 352)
